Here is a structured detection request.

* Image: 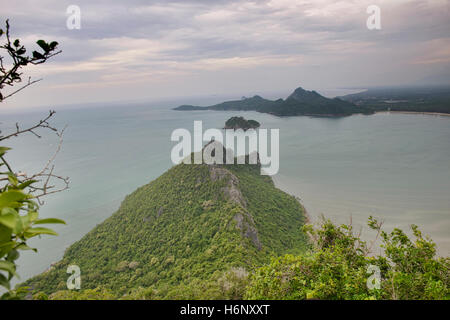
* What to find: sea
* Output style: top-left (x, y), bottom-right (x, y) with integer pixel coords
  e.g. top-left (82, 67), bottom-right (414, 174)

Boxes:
top-left (1, 89), bottom-right (449, 288)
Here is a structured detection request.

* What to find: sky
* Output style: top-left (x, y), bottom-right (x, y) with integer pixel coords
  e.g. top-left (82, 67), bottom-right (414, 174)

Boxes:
top-left (1, 0), bottom-right (450, 109)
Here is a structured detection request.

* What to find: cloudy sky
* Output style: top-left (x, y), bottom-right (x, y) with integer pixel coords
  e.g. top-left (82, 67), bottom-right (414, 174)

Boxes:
top-left (2, 0), bottom-right (450, 109)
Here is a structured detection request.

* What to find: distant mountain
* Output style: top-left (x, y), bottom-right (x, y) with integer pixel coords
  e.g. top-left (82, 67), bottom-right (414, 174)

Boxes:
top-left (273, 87), bottom-right (372, 116)
top-left (22, 149), bottom-right (309, 299)
top-left (175, 95), bottom-right (280, 112)
top-left (340, 86), bottom-right (450, 114)
top-left (174, 87), bottom-right (372, 116)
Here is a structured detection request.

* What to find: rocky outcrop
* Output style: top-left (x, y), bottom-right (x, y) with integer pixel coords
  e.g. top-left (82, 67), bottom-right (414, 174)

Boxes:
top-left (209, 166), bottom-right (261, 250)
top-left (209, 166), bottom-right (246, 208)
top-left (156, 206), bottom-right (164, 218)
top-left (233, 212), bottom-right (262, 250)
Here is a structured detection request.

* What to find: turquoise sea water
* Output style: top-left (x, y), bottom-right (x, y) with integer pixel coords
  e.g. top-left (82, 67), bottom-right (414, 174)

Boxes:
top-left (1, 98), bottom-right (449, 286)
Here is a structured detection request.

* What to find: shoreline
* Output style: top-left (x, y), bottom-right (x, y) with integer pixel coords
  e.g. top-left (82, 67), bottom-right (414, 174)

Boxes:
top-left (376, 111), bottom-right (450, 117)
top-left (293, 196), bottom-right (316, 246)
top-left (299, 201), bottom-right (312, 225)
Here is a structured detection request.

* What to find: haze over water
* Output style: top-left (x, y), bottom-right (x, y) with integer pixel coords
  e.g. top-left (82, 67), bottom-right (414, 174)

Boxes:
top-left (1, 95), bottom-right (449, 285)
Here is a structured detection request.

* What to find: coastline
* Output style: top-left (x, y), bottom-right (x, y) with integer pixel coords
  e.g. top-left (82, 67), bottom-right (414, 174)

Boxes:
top-left (300, 201), bottom-right (312, 225)
top-left (292, 195), bottom-right (312, 225)
top-left (293, 196), bottom-right (316, 246)
top-left (376, 111), bottom-right (450, 117)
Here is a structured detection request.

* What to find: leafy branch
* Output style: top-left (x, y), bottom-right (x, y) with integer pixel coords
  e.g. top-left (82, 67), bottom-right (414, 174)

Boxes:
top-left (0, 19), bottom-right (67, 296)
top-left (0, 19), bottom-right (61, 102)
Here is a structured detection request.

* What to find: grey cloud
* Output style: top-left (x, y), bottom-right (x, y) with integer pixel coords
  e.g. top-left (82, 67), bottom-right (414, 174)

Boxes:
top-left (1, 0), bottom-right (449, 108)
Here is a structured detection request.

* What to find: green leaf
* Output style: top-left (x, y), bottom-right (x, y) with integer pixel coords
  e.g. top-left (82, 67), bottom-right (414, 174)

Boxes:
top-left (6, 249), bottom-right (19, 262)
top-left (14, 215), bottom-right (24, 235)
top-left (15, 243), bottom-right (37, 252)
top-left (0, 260), bottom-right (16, 275)
top-left (0, 225), bottom-right (12, 244)
top-left (0, 147), bottom-right (11, 157)
top-left (0, 190), bottom-right (28, 208)
top-left (33, 218), bottom-right (66, 225)
top-left (0, 273), bottom-right (11, 290)
top-left (0, 213), bottom-right (17, 229)
top-left (36, 40), bottom-right (49, 52)
top-left (32, 51), bottom-right (45, 59)
top-left (0, 242), bottom-right (15, 259)
top-left (25, 227), bottom-right (58, 236)
top-left (27, 211), bottom-right (38, 223)
top-left (49, 41), bottom-right (58, 50)
top-left (0, 241), bottom-right (15, 249)
top-left (1, 207), bottom-right (19, 218)
top-left (7, 173), bottom-right (18, 186)
top-left (18, 180), bottom-right (37, 190)
top-left (16, 47), bottom-right (26, 55)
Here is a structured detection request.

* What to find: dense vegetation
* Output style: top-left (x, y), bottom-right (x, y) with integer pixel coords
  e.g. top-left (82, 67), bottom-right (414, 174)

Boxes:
top-left (246, 218), bottom-right (449, 300)
top-left (0, 158), bottom-right (65, 295)
top-left (20, 156), bottom-right (449, 300)
top-left (224, 116), bottom-right (260, 130)
top-left (23, 211), bottom-right (449, 300)
top-left (174, 87), bottom-right (372, 116)
top-left (341, 86), bottom-right (450, 114)
top-left (22, 159), bottom-right (309, 299)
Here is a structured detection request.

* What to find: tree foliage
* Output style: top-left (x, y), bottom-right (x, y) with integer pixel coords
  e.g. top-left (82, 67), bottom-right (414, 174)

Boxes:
top-left (0, 20), bottom-right (65, 297)
top-left (22, 161), bottom-right (308, 299)
top-left (245, 217), bottom-right (449, 300)
top-left (0, 19), bottom-right (60, 102)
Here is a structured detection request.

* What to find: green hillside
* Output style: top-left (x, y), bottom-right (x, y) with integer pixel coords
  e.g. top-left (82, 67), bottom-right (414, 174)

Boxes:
top-left (22, 158), bottom-right (308, 298)
top-left (17, 155), bottom-right (449, 300)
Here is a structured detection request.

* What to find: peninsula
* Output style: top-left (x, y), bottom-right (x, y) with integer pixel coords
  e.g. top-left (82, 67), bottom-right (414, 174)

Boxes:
top-left (174, 86), bottom-right (373, 117)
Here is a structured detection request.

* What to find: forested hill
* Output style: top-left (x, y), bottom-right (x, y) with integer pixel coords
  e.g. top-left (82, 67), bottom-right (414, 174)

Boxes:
top-left (22, 155), bottom-right (309, 299)
top-left (174, 87), bottom-right (372, 116)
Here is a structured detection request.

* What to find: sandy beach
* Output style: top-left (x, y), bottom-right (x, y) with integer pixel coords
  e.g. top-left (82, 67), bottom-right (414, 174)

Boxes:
top-left (376, 111), bottom-right (450, 117)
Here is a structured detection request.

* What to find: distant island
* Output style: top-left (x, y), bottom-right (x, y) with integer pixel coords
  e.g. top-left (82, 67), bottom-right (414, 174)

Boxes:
top-left (224, 116), bottom-right (260, 130)
top-left (174, 86), bottom-right (373, 117)
top-left (174, 85), bottom-right (450, 116)
top-left (339, 86), bottom-right (450, 114)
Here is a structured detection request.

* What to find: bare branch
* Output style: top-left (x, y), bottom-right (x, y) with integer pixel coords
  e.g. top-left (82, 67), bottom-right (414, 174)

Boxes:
top-left (0, 110), bottom-right (57, 141)
top-left (0, 154), bottom-right (13, 172)
top-left (368, 219), bottom-right (384, 254)
top-left (0, 124), bottom-right (70, 204)
top-left (0, 19), bottom-right (68, 204)
top-left (0, 77), bottom-right (42, 101)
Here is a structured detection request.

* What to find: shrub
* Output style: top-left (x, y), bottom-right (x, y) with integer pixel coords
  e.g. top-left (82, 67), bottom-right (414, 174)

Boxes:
top-left (245, 217), bottom-right (449, 300)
